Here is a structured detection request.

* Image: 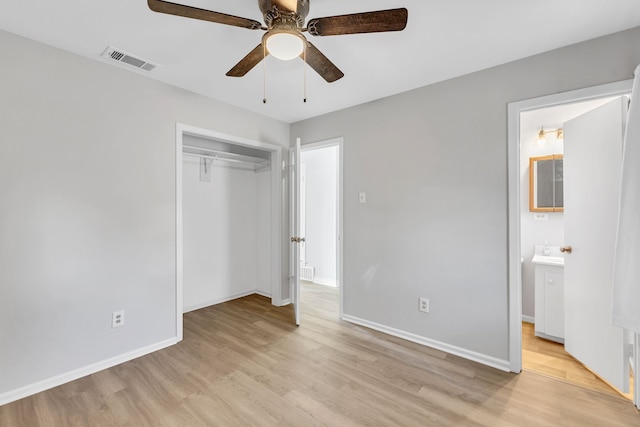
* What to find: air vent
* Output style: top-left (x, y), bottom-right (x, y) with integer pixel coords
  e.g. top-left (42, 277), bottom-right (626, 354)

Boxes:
top-left (101, 46), bottom-right (159, 72)
top-left (301, 265), bottom-right (314, 282)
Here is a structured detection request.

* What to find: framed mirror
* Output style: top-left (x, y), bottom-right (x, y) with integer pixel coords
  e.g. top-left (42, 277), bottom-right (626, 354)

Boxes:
top-left (529, 154), bottom-right (563, 212)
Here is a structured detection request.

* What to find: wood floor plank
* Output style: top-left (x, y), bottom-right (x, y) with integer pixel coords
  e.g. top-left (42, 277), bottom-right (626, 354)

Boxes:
top-left (521, 321), bottom-right (633, 400)
top-left (1, 283), bottom-right (638, 426)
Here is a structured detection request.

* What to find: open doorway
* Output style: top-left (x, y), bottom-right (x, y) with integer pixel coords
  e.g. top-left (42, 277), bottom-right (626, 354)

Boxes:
top-left (299, 138), bottom-right (343, 319)
top-left (508, 80), bottom-right (637, 404)
top-left (519, 97), bottom-right (632, 400)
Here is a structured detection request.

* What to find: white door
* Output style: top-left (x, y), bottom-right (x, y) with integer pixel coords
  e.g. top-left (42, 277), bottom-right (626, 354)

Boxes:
top-left (289, 138), bottom-right (302, 325)
top-left (563, 97), bottom-right (630, 393)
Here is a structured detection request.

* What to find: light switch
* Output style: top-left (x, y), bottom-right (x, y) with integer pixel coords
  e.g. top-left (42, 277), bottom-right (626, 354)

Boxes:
top-left (359, 192), bottom-right (366, 204)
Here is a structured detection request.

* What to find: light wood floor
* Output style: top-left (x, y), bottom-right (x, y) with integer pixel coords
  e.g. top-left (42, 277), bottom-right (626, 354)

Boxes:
top-left (522, 321), bottom-right (634, 400)
top-left (1, 284), bottom-right (638, 426)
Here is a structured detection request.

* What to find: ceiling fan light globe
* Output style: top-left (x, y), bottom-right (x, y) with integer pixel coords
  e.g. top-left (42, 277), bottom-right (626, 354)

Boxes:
top-left (266, 32), bottom-right (304, 61)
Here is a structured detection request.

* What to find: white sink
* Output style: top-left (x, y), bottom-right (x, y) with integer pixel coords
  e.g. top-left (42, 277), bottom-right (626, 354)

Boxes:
top-left (531, 245), bottom-right (565, 267)
top-left (531, 255), bottom-right (564, 266)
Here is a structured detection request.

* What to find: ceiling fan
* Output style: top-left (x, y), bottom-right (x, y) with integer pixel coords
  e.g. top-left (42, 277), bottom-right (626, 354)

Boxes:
top-left (147, 0), bottom-right (408, 83)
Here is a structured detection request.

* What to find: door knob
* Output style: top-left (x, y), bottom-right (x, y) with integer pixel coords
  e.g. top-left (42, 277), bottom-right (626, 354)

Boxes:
top-left (560, 246), bottom-right (572, 254)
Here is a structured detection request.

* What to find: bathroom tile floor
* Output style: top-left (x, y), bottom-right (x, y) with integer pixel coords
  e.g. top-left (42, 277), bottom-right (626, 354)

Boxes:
top-left (522, 321), bottom-right (633, 401)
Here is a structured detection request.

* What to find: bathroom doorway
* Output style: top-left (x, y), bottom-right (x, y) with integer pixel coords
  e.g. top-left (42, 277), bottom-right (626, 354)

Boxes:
top-left (508, 80), bottom-right (636, 402)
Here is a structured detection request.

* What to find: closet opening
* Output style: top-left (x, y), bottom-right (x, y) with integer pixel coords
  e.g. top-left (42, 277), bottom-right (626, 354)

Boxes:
top-left (175, 123), bottom-right (284, 339)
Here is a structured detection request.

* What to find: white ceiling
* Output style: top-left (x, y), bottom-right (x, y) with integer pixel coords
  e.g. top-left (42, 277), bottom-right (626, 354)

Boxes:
top-left (2, 1), bottom-right (640, 123)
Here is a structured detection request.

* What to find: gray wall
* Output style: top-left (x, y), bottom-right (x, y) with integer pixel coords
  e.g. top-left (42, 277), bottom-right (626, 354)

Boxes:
top-left (291, 27), bottom-right (640, 362)
top-left (0, 29), bottom-right (288, 400)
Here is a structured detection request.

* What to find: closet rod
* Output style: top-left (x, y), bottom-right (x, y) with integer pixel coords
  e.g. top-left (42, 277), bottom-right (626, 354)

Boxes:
top-left (182, 144), bottom-right (270, 166)
top-left (182, 152), bottom-right (270, 166)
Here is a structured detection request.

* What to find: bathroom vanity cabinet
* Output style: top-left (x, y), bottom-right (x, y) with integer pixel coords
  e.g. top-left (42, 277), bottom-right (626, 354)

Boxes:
top-left (532, 249), bottom-right (565, 343)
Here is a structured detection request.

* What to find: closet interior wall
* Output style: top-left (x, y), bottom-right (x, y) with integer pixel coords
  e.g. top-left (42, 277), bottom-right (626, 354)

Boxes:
top-left (182, 135), bottom-right (272, 312)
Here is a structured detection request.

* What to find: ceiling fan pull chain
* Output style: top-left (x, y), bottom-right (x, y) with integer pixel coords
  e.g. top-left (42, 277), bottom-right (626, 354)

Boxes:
top-left (263, 43), bottom-right (267, 104)
top-left (303, 43), bottom-right (308, 103)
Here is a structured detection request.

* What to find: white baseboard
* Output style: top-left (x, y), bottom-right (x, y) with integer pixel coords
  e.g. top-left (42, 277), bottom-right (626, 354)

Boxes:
top-left (279, 298), bottom-right (291, 306)
top-left (0, 337), bottom-right (178, 406)
top-left (534, 331), bottom-right (564, 344)
top-left (255, 290), bottom-right (272, 298)
top-left (522, 315), bottom-right (535, 324)
top-left (341, 314), bottom-right (510, 372)
top-left (313, 276), bottom-right (337, 287)
top-left (183, 290), bottom-right (258, 313)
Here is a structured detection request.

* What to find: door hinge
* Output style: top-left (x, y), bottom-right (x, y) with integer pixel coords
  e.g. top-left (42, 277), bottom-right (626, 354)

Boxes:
top-left (626, 342), bottom-right (634, 358)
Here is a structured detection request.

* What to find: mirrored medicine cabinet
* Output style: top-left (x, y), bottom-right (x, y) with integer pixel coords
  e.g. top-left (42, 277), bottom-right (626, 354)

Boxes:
top-left (529, 154), bottom-right (563, 212)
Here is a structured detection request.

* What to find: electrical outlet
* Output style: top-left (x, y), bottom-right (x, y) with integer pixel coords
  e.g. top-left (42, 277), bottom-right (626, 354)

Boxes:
top-left (419, 297), bottom-right (429, 313)
top-left (112, 310), bottom-right (125, 328)
top-left (533, 213), bottom-right (549, 221)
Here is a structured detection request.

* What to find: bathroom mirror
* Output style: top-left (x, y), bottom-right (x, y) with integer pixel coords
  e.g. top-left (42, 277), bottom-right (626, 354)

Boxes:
top-left (529, 154), bottom-right (563, 212)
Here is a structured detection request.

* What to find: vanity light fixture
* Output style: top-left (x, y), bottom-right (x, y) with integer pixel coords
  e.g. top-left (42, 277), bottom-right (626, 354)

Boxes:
top-left (538, 126), bottom-right (564, 144)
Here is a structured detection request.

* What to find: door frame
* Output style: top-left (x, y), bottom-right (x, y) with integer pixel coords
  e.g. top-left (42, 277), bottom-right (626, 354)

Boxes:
top-left (175, 123), bottom-right (283, 340)
top-left (299, 137), bottom-right (344, 318)
top-left (299, 162), bottom-right (307, 265)
top-left (507, 79), bottom-right (633, 373)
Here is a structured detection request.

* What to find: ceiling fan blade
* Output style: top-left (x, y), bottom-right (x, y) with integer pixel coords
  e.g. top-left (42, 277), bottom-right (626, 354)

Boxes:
top-left (302, 42), bottom-right (344, 83)
top-left (307, 8), bottom-right (408, 36)
top-left (147, 0), bottom-right (264, 30)
top-left (226, 44), bottom-right (267, 77)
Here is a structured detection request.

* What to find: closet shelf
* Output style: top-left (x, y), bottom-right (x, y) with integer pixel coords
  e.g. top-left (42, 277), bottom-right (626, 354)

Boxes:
top-left (183, 144), bottom-right (270, 171)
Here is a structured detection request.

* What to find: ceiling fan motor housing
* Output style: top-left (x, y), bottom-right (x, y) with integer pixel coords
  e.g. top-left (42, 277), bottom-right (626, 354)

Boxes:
top-left (259, 0), bottom-right (309, 29)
